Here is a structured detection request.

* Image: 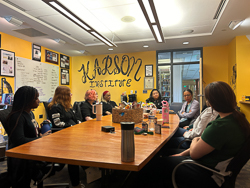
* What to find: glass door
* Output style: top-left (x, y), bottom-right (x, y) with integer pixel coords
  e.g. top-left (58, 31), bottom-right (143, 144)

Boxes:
top-left (158, 65), bottom-right (171, 102)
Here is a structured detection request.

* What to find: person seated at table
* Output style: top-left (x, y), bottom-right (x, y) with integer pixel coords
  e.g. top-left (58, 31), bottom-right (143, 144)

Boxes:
top-left (101, 90), bottom-right (117, 115)
top-left (146, 89), bottom-right (163, 109)
top-left (48, 86), bottom-right (81, 128)
top-left (178, 89), bottom-right (200, 128)
top-left (80, 89), bottom-right (98, 121)
top-left (130, 81), bottom-right (250, 188)
top-left (163, 102), bottom-right (219, 149)
top-left (48, 86), bottom-right (84, 188)
top-left (6, 86), bottom-right (51, 188)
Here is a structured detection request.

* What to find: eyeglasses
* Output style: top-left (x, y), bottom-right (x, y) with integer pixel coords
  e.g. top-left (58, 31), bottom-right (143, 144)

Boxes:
top-left (184, 94), bottom-right (191, 97)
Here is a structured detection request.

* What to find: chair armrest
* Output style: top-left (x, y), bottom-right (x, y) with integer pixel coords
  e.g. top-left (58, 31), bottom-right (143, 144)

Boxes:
top-left (177, 139), bottom-right (192, 149)
top-left (172, 159), bottom-right (232, 188)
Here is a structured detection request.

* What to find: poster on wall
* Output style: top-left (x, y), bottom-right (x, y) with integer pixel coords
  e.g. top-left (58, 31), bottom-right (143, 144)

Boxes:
top-left (32, 44), bottom-right (41, 62)
top-left (45, 50), bottom-right (58, 64)
top-left (145, 65), bottom-right (153, 77)
top-left (61, 69), bottom-right (69, 85)
top-left (0, 49), bottom-right (15, 77)
top-left (60, 54), bottom-right (70, 69)
top-left (144, 77), bottom-right (154, 90)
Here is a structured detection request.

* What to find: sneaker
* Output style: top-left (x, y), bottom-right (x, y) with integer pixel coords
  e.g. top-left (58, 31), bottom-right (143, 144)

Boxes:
top-left (72, 182), bottom-right (85, 188)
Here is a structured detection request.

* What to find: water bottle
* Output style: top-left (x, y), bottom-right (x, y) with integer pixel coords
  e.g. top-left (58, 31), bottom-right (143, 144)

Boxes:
top-left (40, 120), bottom-right (52, 134)
top-left (121, 122), bottom-right (135, 162)
top-left (162, 101), bottom-right (169, 124)
top-left (148, 115), bottom-right (155, 132)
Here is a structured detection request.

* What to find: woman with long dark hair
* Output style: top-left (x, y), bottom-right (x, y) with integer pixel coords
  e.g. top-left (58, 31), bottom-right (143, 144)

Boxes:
top-left (6, 86), bottom-right (51, 187)
top-left (146, 89), bottom-right (163, 109)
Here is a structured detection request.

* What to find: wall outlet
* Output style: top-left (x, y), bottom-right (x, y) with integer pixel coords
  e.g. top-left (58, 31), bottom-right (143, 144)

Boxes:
top-left (39, 114), bottom-right (43, 119)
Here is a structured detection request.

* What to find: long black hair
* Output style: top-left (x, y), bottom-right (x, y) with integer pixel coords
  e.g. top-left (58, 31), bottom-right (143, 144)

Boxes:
top-left (6, 86), bottom-right (38, 137)
top-left (205, 81), bottom-right (250, 137)
top-left (149, 89), bottom-right (161, 101)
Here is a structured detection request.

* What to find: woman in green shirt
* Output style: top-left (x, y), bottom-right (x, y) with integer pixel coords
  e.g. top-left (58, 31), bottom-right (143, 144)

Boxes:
top-left (130, 81), bottom-right (250, 188)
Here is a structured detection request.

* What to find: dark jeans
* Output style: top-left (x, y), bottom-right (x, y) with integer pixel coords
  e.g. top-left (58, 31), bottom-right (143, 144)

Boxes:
top-left (179, 119), bottom-right (191, 128)
top-left (163, 127), bottom-right (191, 149)
top-left (126, 149), bottom-right (219, 188)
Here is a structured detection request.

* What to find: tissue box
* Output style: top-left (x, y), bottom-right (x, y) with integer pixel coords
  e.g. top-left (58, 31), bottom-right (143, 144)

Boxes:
top-left (112, 108), bottom-right (143, 123)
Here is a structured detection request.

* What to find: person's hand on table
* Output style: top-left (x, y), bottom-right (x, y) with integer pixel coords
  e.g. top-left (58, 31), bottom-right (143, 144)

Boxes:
top-left (40, 130), bottom-right (51, 137)
top-left (106, 111), bottom-right (111, 115)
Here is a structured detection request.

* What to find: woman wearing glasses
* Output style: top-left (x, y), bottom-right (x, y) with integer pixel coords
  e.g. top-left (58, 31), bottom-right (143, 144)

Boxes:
top-left (178, 89), bottom-right (200, 128)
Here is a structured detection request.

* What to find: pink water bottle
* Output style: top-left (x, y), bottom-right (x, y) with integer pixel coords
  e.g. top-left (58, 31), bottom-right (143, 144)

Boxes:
top-left (162, 101), bottom-right (169, 124)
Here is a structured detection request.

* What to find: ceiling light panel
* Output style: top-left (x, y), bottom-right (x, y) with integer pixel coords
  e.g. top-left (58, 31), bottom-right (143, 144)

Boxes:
top-left (42, 0), bottom-right (117, 47)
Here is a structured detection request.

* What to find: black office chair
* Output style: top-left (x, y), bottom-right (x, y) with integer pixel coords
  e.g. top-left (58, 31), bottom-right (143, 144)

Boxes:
top-left (43, 102), bottom-right (64, 133)
top-left (72, 101), bottom-right (84, 122)
top-left (172, 137), bottom-right (250, 188)
top-left (169, 102), bottom-right (183, 114)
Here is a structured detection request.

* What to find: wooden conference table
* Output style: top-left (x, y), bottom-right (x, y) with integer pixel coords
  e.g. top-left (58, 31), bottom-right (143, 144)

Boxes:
top-left (6, 114), bottom-right (179, 172)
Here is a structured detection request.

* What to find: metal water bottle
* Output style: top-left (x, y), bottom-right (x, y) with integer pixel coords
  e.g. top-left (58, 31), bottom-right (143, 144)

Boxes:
top-left (162, 101), bottom-right (169, 124)
top-left (121, 122), bottom-right (135, 162)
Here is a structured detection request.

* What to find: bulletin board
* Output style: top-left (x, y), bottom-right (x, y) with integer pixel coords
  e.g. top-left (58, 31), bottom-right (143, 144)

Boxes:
top-left (15, 57), bottom-right (59, 101)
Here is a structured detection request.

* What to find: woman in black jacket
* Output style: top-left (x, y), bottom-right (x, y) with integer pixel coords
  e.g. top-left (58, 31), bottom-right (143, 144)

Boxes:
top-left (146, 89), bottom-right (163, 109)
top-left (48, 86), bottom-right (83, 188)
top-left (48, 86), bottom-right (80, 128)
top-left (6, 86), bottom-right (51, 187)
top-left (101, 90), bottom-right (117, 115)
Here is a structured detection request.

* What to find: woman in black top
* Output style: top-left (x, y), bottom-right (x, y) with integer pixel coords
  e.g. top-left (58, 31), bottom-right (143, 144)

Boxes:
top-left (48, 86), bottom-right (80, 128)
top-left (146, 89), bottom-right (163, 109)
top-left (101, 90), bottom-right (117, 115)
top-left (48, 86), bottom-right (84, 188)
top-left (6, 86), bottom-right (51, 188)
top-left (80, 89), bottom-right (98, 121)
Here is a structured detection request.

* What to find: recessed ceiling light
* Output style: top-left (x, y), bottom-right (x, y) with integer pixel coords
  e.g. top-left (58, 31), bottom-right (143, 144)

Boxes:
top-left (183, 42), bottom-right (189, 45)
top-left (121, 16), bottom-right (136, 23)
top-left (143, 45), bottom-right (149, 48)
top-left (180, 30), bottom-right (194, 34)
top-left (108, 48), bottom-right (113, 51)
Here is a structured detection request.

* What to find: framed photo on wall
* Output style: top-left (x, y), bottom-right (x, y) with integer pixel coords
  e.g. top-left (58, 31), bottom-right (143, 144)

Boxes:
top-left (45, 50), bottom-right (58, 64)
top-left (32, 44), bottom-right (41, 62)
top-left (144, 77), bottom-right (154, 90)
top-left (60, 54), bottom-right (70, 69)
top-left (61, 69), bottom-right (69, 85)
top-left (0, 49), bottom-right (15, 77)
top-left (145, 64), bottom-right (153, 77)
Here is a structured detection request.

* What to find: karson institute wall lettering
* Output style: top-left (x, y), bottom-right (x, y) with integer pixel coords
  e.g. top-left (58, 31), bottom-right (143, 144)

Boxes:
top-left (78, 55), bottom-right (142, 88)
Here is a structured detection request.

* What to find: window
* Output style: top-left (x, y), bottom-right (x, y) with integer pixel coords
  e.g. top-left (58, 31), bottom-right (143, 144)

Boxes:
top-left (157, 48), bottom-right (202, 104)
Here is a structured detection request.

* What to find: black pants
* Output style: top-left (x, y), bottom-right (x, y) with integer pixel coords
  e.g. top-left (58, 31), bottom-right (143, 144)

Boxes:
top-left (68, 165), bottom-right (87, 186)
top-left (126, 149), bottom-right (219, 188)
top-left (8, 157), bottom-right (43, 188)
top-left (178, 119), bottom-right (192, 128)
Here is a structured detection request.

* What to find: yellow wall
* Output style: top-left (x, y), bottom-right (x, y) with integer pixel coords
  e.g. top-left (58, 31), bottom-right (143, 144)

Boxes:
top-left (235, 36), bottom-right (250, 121)
top-left (203, 46), bottom-right (228, 88)
top-left (72, 51), bottom-right (156, 105)
top-left (0, 32), bottom-right (72, 125)
top-left (228, 38), bottom-right (237, 94)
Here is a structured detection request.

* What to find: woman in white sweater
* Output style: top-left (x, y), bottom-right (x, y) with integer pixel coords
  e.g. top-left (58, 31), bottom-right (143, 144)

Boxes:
top-left (165, 105), bottom-right (218, 149)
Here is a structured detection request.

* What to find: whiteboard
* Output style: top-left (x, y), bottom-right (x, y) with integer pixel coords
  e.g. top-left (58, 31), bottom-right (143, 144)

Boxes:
top-left (15, 57), bottom-right (59, 101)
